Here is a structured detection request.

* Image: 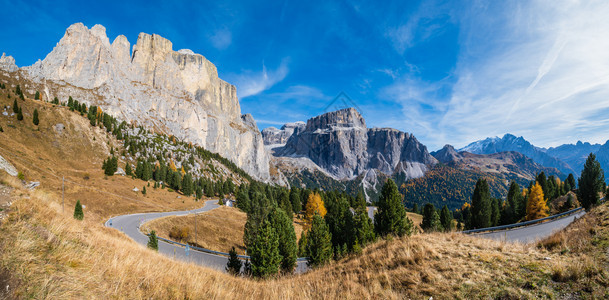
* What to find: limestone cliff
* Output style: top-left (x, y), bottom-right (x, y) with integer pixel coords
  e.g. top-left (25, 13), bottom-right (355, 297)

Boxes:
top-left (275, 108), bottom-right (437, 180)
top-left (21, 23), bottom-right (270, 181)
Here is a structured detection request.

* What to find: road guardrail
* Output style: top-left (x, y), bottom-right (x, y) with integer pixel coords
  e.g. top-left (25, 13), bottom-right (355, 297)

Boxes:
top-left (462, 206), bottom-right (584, 234)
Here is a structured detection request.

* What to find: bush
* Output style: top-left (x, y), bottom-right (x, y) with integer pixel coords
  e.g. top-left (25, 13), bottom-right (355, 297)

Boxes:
top-left (17, 172), bottom-right (25, 181)
top-left (226, 246), bottom-right (242, 275)
top-left (169, 226), bottom-right (190, 242)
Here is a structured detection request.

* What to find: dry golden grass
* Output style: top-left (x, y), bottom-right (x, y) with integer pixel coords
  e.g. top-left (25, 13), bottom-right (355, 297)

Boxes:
top-left (143, 206), bottom-right (304, 255)
top-left (2, 174), bottom-right (609, 299)
top-left (0, 84), bottom-right (207, 224)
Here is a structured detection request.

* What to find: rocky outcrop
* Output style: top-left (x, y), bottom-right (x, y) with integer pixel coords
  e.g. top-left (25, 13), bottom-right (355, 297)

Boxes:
top-left (0, 53), bottom-right (18, 72)
top-left (431, 144), bottom-right (462, 164)
top-left (261, 121), bottom-right (305, 145)
top-left (275, 108), bottom-right (437, 180)
top-left (21, 23), bottom-right (270, 181)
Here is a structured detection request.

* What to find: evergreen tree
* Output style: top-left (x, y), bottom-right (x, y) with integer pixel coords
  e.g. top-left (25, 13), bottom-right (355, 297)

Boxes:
top-left (226, 246), bottom-right (242, 275)
top-left (34, 91), bottom-right (40, 100)
top-left (268, 207), bottom-right (298, 273)
top-left (135, 161), bottom-right (144, 179)
top-left (16, 107), bottom-right (23, 121)
top-left (147, 230), bottom-right (158, 251)
top-left (32, 109), bottom-right (39, 125)
top-left (290, 188), bottom-right (302, 213)
top-left (412, 203), bottom-right (419, 214)
top-left (440, 205), bottom-right (453, 232)
top-left (73, 200), bottom-right (84, 220)
top-left (278, 190), bottom-right (293, 220)
top-left (566, 173), bottom-right (576, 191)
top-left (536, 172), bottom-right (548, 200)
top-left (578, 153), bottom-right (605, 210)
top-left (249, 219), bottom-right (281, 278)
top-left (182, 173), bottom-right (194, 196)
top-left (490, 198), bottom-right (501, 226)
top-left (325, 195), bottom-right (353, 255)
top-left (195, 186), bottom-right (203, 200)
top-left (142, 186), bottom-right (147, 195)
top-left (12, 99), bottom-right (18, 113)
top-left (374, 179), bottom-right (413, 237)
top-left (305, 214), bottom-right (333, 268)
top-left (125, 163), bottom-right (133, 176)
top-left (421, 203), bottom-right (442, 232)
top-left (236, 188), bottom-right (251, 213)
top-left (471, 178), bottom-right (491, 229)
top-left (505, 181), bottom-right (522, 224)
top-left (104, 156), bottom-right (118, 176)
top-left (352, 204), bottom-right (375, 247)
top-left (526, 183), bottom-right (548, 220)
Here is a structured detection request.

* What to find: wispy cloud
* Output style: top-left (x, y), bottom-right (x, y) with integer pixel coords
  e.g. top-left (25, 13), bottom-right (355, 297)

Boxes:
top-left (384, 0), bottom-right (609, 150)
top-left (209, 27), bottom-right (232, 50)
top-left (232, 59), bottom-right (289, 99)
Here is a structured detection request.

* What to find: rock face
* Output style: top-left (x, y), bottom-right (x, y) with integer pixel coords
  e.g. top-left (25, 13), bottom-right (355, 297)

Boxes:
top-left (0, 53), bottom-right (18, 72)
top-left (431, 144), bottom-right (462, 164)
top-left (275, 108), bottom-right (437, 180)
top-left (261, 121), bottom-right (305, 145)
top-left (21, 23), bottom-right (270, 181)
top-left (460, 133), bottom-right (575, 176)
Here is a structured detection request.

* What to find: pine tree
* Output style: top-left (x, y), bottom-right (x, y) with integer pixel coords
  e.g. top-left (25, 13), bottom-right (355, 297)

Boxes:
top-left (34, 91), bottom-right (40, 100)
top-left (125, 163), bottom-right (133, 176)
top-left (374, 179), bottom-right (413, 237)
top-left (440, 205), bottom-right (453, 232)
top-left (249, 219), bottom-right (281, 278)
top-left (268, 207), bottom-right (298, 273)
top-left (412, 203), bottom-right (419, 214)
top-left (578, 153), bottom-right (605, 210)
top-left (471, 178), bottom-right (491, 229)
top-left (422, 203), bottom-right (442, 232)
top-left (104, 156), bottom-right (117, 176)
top-left (226, 246), bottom-right (242, 275)
top-left (12, 99), bottom-right (18, 113)
top-left (290, 188), bottom-right (302, 213)
top-left (16, 107), bottom-right (23, 121)
top-left (142, 186), bottom-right (147, 195)
top-left (566, 173), bottom-right (576, 191)
top-left (73, 200), bottom-right (84, 220)
top-left (181, 173), bottom-right (193, 196)
top-left (505, 181), bottom-right (522, 224)
top-left (490, 198), bottom-right (501, 226)
top-left (236, 188), bottom-right (251, 213)
top-left (536, 172), bottom-right (548, 200)
top-left (147, 231), bottom-right (158, 251)
top-left (526, 183), bottom-right (548, 220)
top-left (305, 214), bottom-right (332, 268)
top-left (32, 109), bottom-right (39, 125)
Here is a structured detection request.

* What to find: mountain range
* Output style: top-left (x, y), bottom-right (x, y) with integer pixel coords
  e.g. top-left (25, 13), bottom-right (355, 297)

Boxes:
top-left (2, 22), bottom-right (607, 206)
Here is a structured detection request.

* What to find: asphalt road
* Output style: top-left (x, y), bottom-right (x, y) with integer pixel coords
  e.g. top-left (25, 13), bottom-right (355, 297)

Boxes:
top-left (474, 211), bottom-right (586, 243)
top-left (105, 200), bottom-right (309, 273)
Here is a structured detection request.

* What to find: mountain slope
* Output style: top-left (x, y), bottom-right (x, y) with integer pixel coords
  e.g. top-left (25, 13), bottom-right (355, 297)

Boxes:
top-left (460, 133), bottom-right (574, 176)
top-left (546, 141), bottom-right (602, 176)
top-left (5, 23), bottom-right (271, 181)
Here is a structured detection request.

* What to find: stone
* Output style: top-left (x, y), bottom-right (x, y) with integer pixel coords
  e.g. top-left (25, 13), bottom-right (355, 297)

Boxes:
top-left (0, 155), bottom-right (18, 177)
top-left (0, 53), bottom-right (18, 72)
top-left (22, 23), bottom-right (271, 181)
top-left (275, 108), bottom-right (437, 180)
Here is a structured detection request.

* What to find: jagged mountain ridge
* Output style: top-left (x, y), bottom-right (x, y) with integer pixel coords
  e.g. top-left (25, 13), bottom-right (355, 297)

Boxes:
top-left (3, 23), bottom-right (271, 181)
top-left (432, 145), bottom-right (563, 180)
top-left (273, 108), bottom-right (437, 181)
top-left (460, 134), bottom-right (575, 177)
top-left (545, 141), bottom-right (602, 176)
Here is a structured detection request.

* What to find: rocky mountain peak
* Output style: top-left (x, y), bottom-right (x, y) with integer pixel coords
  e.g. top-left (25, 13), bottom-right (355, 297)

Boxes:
top-left (431, 144), bottom-right (462, 164)
top-left (305, 107), bottom-right (366, 131)
top-left (18, 23), bottom-right (271, 181)
top-left (0, 53), bottom-right (18, 72)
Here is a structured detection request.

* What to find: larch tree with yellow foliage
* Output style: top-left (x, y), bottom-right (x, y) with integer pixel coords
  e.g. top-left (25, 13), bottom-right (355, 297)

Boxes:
top-left (526, 183), bottom-right (548, 221)
top-left (304, 193), bottom-right (326, 229)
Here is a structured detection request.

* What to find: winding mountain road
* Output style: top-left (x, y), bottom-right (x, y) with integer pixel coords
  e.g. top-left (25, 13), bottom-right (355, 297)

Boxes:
top-left (105, 200), bottom-right (309, 273)
top-left (473, 210), bottom-right (586, 243)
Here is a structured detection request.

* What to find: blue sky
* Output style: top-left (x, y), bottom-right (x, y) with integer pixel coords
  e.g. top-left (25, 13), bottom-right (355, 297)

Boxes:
top-left (2, 0), bottom-right (609, 150)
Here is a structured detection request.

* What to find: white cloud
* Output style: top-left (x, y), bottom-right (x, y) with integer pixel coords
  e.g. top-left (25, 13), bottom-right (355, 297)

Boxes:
top-left (233, 59), bottom-right (289, 99)
top-left (387, 0), bottom-right (609, 150)
top-left (209, 28), bottom-right (232, 50)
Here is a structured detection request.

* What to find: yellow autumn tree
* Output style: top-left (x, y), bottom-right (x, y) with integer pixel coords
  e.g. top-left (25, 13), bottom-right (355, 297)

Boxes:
top-left (169, 160), bottom-right (177, 172)
top-left (526, 183), bottom-right (548, 221)
top-left (180, 166), bottom-right (186, 176)
top-left (304, 192), bottom-right (326, 229)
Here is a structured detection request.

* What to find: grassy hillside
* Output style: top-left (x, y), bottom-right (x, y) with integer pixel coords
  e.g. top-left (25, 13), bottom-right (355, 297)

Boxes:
top-left (2, 175), bottom-right (608, 299)
top-left (142, 206), bottom-right (304, 255)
